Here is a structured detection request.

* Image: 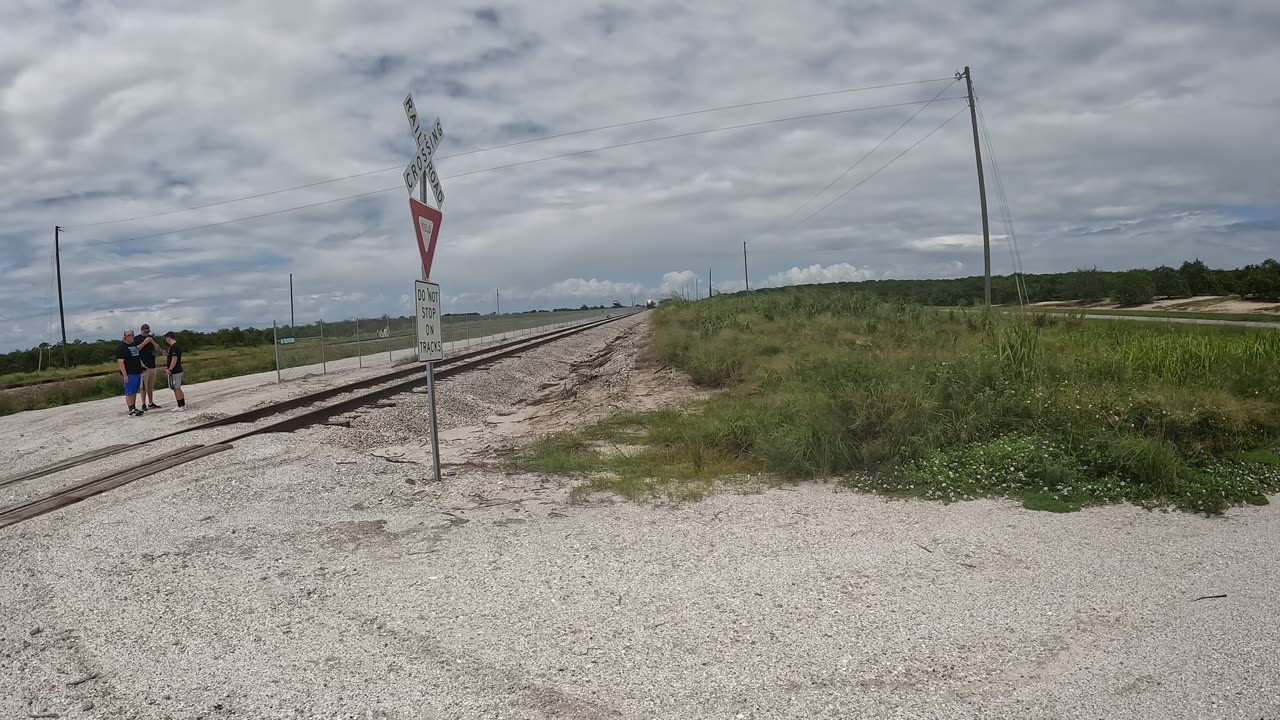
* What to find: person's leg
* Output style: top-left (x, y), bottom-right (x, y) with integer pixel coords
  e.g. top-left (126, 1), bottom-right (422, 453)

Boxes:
top-left (124, 374), bottom-right (142, 414)
top-left (169, 373), bottom-right (186, 409)
top-left (143, 368), bottom-right (156, 406)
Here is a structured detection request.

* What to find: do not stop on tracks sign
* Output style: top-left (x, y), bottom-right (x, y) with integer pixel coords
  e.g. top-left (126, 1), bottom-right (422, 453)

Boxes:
top-left (415, 280), bottom-right (443, 362)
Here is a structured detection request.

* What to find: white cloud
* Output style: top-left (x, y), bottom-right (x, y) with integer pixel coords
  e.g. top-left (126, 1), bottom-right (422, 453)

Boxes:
top-left (905, 234), bottom-right (1008, 252)
top-left (658, 270), bottom-right (702, 298)
top-left (1, 0), bottom-right (1278, 351)
top-left (534, 277), bottom-right (644, 300)
top-left (767, 263), bottom-right (876, 287)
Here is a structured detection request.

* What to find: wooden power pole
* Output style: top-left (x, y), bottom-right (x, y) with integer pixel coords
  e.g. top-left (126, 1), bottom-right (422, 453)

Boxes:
top-left (962, 66), bottom-right (992, 306)
top-left (54, 226), bottom-right (69, 368)
top-left (743, 242), bottom-right (750, 292)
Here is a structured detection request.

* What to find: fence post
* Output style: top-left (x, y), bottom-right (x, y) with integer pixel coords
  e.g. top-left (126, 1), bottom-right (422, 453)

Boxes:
top-left (356, 317), bottom-right (362, 368)
top-left (273, 320), bottom-right (282, 384)
top-left (320, 319), bottom-right (327, 374)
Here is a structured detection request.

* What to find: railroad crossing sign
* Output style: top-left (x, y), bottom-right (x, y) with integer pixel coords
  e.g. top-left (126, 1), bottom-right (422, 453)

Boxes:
top-left (401, 92), bottom-right (445, 485)
top-left (409, 197), bottom-right (443, 278)
top-left (403, 94), bottom-right (445, 208)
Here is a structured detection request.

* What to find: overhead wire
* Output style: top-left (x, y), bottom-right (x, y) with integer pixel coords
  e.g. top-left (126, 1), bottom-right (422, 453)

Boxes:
top-left (794, 103), bottom-right (970, 228)
top-left (780, 77), bottom-right (961, 223)
top-left (982, 97), bottom-right (1029, 303)
top-left (975, 93), bottom-right (1027, 306)
top-left (68, 77), bottom-right (958, 229)
top-left (75, 96), bottom-right (969, 247)
top-left (977, 99), bottom-right (1022, 305)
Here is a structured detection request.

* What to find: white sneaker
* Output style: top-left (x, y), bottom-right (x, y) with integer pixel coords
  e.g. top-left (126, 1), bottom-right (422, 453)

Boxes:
top-left (171, 406), bottom-right (186, 412)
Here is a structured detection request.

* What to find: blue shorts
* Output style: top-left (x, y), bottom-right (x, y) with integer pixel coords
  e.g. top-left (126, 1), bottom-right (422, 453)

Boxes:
top-left (123, 374), bottom-right (141, 395)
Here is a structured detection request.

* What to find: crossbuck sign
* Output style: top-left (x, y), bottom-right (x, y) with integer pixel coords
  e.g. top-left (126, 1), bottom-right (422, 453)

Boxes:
top-left (403, 94), bottom-right (445, 208)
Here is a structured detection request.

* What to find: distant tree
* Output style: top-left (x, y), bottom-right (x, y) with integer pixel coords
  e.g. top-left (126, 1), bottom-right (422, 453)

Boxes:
top-left (1178, 259), bottom-right (1219, 295)
top-left (1150, 266), bottom-right (1190, 298)
top-left (1062, 267), bottom-right (1107, 302)
top-left (1241, 259), bottom-right (1280, 301)
top-left (1112, 271), bottom-right (1157, 306)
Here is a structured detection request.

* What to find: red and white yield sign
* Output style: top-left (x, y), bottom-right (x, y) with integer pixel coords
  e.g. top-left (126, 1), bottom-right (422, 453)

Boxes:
top-left (409, 197), bottom-right (443, 278)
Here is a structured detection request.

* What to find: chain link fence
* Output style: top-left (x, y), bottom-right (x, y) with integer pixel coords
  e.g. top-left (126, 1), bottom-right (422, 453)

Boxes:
top-left (271, 307), bottom-right (618, 382)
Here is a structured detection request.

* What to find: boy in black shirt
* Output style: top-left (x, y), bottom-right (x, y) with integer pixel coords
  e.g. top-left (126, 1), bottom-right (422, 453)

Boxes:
top-left (164, 332), bottom-right (187, 411)
top-left (134, 323), bottom-right (163, 409)
top-left (115, 329), bottom-right (145, 416)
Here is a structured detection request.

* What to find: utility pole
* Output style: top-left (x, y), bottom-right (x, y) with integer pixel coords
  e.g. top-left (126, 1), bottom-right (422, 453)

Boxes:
top-left (708, 267), bottom-right (712, 298)
top-left (289, 273), bottom-right (295, 329)
top-left (962, 66), bottom-right (992, 306)
top-left (496, 289), bottom-right (500, 316)
top-left (743, 242), bottom-right (750, 292)
top-left (695, 278), bottom-right (699, 300)
top-left (54, 226), bottom-right (69, 368)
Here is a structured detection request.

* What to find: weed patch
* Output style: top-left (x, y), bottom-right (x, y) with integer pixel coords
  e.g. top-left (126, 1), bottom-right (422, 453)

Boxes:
top-left (522, 290), bottom-right (1280, 511)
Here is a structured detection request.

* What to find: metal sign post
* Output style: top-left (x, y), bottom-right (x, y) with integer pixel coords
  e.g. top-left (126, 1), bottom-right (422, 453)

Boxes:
top-left (415, 281), bottom-right (444, 482)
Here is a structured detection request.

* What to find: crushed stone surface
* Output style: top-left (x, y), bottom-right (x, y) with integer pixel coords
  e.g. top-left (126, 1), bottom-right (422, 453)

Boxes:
top-left (1, 313), bottom-right (1278, 719)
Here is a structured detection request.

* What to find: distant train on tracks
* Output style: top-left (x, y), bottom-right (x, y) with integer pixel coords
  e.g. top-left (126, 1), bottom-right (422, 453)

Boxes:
top-left (645, 299), bottom-right (657, 309)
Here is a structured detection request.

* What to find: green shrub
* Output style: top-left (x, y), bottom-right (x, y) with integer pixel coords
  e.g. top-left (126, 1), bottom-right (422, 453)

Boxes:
top-left (532, 288), bottom-right (1280, 512)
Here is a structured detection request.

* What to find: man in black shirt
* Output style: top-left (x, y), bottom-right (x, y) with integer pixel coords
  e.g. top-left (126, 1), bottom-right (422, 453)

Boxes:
top-left (135, 323), bottom-right (162, 409)
top-left (163, 331), bottom-right (187, 411)
top-left (115, 329), bottom-right (145, 416)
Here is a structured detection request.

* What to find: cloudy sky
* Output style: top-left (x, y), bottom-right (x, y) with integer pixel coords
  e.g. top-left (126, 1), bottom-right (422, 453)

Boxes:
top-left (1, 0), bottom-right (1277, 352)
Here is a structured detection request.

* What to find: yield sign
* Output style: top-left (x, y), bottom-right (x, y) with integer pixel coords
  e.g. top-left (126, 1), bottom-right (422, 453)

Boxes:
top-left (409, 196), bottom-right (443, 278)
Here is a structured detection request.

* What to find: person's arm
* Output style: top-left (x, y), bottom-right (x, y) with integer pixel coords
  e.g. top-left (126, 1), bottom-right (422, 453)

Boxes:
top-left (167, 352), bottom-right (177, 373)
top-left (117, 358), bottom-right (127, 380)
top-left (138, 336), bottom-right (158, 352)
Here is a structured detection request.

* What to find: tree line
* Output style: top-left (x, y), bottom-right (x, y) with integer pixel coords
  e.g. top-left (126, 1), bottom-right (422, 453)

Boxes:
top-left (812, 258), bottom-right (1280, 308)
top-left (1, 303), bottom-right (620, 375)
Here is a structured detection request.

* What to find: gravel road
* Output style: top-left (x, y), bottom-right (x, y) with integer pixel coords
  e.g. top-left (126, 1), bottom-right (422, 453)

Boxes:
top-left (1073, 313), bottom-right (1280, 329)
top-left (1, 313), bottom-right (1277, 719)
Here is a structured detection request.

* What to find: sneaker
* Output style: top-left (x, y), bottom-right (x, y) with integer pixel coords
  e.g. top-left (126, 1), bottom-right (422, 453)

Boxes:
top-left (171, 406), bottom-right (186, 412)
top-left (148, 403), bottom-right (162, 409)
top-left (128, 409), bottom-right (142, 417)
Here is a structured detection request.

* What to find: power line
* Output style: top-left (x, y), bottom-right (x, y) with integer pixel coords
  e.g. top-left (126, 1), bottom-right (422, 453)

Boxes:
top-left (795, 103), bottom-right (970, 228)
top-left (975, 93), bottom-right (1028, 305)
top-left (68, 77), bottom-right (957, 229)
top-left (429, 98), bottom-right (967, 184)
top-left (77, 96), bottom-right (969, 247)
top-left (781, 78), bottom-right (960, 223)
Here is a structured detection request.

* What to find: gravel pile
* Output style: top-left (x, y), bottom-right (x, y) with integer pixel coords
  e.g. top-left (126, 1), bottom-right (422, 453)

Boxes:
top-left (2, 441), bottom-right (1277, 719)
top-left (315, 314), bottom-right (648, 451)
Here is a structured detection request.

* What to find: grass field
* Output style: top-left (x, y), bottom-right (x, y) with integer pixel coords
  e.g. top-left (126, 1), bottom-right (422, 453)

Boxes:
top-left (519, 289), bottom-right (1280, 513)
top-left (0, 308), bottom-right (616, 417)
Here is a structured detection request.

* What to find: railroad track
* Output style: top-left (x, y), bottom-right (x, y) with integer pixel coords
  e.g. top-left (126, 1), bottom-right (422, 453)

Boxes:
top-left (0, 311), bottom-right (642, 530)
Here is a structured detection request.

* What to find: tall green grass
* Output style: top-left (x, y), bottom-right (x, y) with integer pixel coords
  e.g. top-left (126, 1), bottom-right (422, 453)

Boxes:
top-left (522, 289), bottom-right (1280, 512)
